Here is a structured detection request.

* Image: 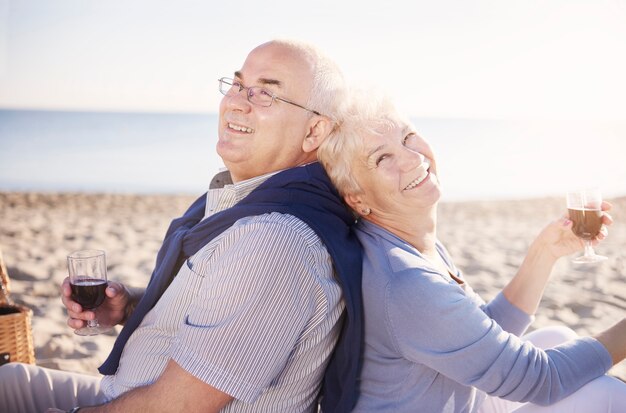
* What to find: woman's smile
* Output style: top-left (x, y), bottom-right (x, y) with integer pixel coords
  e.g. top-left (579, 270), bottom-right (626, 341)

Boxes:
top-left (403, 159), bottom-right (430, 191)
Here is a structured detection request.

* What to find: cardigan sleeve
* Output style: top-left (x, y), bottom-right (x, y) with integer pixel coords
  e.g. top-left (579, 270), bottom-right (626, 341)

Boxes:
top-left (482, 291), bottom-right (534, 336)
top-left (385, 265), bottom-right (612, 405)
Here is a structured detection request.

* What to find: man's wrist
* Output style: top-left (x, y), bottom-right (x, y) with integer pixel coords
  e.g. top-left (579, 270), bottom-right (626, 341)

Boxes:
top-left (120, 287), bottom-right (141, 325)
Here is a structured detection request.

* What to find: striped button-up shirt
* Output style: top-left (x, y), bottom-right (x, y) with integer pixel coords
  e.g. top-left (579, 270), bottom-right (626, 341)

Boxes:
top-left (100, 170), bottom-right (344, 412)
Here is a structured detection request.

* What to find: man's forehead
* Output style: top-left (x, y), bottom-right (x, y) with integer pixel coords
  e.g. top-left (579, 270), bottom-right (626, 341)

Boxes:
top-left (236, 44), bottom-right (312, 88)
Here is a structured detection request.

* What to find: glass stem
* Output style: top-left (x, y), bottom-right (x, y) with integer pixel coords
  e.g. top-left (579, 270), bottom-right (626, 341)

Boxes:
top-left (87, 319), bottom-right (99, 328)
top-left (583, 241), bottom-right (595, 257)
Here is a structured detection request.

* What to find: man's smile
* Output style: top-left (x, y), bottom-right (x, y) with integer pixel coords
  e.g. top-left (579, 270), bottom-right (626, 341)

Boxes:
top-left (227, 122), bottom-right (254, 134)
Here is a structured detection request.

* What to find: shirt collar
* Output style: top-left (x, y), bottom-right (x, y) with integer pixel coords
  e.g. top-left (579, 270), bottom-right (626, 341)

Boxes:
top-left (204, 169), bottom-right (280, 218)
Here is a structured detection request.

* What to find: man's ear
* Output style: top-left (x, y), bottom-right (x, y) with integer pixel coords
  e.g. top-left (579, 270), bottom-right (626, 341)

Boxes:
top-left (302, 116), bottom-right (334, 153)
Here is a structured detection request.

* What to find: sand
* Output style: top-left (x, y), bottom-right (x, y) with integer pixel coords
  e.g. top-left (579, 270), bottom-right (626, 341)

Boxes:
top-left (1, 192), bottom-right (625, 380)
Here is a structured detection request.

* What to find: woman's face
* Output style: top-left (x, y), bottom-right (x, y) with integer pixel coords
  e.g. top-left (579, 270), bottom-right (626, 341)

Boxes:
top-left (345, 121), bottom-right (441, 220)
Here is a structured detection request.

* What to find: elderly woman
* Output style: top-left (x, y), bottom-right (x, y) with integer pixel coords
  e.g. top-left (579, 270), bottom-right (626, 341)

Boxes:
top-left (318, 91), bottom-right (626, 413)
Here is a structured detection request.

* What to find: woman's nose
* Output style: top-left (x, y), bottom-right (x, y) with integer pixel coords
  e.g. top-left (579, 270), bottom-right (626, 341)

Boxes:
top-left (400, 148), bottom-right (426, 171)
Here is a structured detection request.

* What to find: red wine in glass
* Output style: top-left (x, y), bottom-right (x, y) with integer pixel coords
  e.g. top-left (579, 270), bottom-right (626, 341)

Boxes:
top-left (70, 277), bottom-right (107, 310)
top-left (67, 249), bottom-right (113, 335)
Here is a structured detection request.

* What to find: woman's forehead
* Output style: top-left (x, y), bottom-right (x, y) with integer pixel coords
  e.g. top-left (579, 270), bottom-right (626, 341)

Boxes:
top-left (364, 118), bottom-right (410, 139)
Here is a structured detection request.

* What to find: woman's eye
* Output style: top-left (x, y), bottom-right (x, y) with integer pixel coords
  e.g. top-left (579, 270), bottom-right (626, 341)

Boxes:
top-left (375, 154), bottom-right (390, 166)
top-left (403, 133), bottom-right (417, 146)
top-left (232, 81), bottom-right (244, 90)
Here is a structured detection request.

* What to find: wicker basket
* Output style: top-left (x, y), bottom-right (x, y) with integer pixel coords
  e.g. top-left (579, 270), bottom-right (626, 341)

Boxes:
top-left (0, 250), bottom-right (36, 365)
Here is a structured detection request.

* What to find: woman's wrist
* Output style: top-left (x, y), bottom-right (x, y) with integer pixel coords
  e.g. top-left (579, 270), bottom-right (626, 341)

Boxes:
top-left (527, 238), bottom-right (559, 267)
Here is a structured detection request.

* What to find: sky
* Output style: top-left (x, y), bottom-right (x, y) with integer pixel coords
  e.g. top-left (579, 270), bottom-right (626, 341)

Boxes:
top-left (1, 0), bottom-right (626, 120)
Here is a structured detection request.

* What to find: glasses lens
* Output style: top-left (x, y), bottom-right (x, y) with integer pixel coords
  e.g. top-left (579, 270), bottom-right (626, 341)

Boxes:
top-left (247, 87), bottom-right (273, 107)
top-left (219, 78), bottom-right (233, 95)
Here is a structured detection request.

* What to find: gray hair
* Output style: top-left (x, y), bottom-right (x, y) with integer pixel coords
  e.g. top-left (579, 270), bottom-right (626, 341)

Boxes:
top-left (318, 88), bottom-right (408, 198)
top-left (268, 39), bottom-right (347, 120)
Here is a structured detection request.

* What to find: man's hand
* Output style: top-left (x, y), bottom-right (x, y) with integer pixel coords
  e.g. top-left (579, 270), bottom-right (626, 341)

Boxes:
top-left (61, 278), bottom-right (131, 330)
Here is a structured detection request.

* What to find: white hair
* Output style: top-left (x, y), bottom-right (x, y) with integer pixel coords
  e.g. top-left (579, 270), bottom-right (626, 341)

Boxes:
top-left (318, 87), bottom-right (408, 197)
top-left (268, 39), bottom-right (347, 120)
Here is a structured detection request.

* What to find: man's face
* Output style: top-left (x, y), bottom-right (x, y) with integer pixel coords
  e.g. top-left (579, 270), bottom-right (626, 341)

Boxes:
top-left (217, 42), bottom-right (317, 182)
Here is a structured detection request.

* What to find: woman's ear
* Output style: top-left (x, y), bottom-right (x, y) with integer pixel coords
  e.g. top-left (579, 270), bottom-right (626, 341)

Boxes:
top-left (344, 193), bottom-right (364, 214)
top-left (302, 116), bottom-right (334, 153)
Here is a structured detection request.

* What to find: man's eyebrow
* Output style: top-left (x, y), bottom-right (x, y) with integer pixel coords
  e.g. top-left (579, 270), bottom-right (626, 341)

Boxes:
top-left (258, 77), bottom-right (282, 87)
top-left (233, 71), bottom-right (282, 87)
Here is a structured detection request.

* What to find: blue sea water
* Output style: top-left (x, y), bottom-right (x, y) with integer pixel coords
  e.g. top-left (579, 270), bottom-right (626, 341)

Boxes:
top-left (1, 109), bottom-right (625, 201)
top-left (0, 110), bottom-right (219, 195)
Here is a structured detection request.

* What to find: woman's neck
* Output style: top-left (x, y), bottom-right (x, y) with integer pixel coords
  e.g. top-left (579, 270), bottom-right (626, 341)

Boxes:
top-left (365, 204), bottom-right (454, 276)
top-left (365, 205), bottom-right (438, 254)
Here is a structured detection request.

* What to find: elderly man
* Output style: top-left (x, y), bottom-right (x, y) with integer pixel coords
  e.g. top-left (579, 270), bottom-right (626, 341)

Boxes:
top-left (0, 39), bottom-right (362, 413)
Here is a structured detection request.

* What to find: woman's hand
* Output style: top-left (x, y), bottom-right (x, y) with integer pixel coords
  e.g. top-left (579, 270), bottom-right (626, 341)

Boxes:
top-left (534, 201), bottom-right (612, 261)
top-left (503, 201), bottom-right (612, 315)
top-left (61, 277), bottom-right (131, 330)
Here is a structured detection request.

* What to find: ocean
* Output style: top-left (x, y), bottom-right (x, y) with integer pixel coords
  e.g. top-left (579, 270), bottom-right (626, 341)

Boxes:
top-left (1, 109), bottom-right (624, 202)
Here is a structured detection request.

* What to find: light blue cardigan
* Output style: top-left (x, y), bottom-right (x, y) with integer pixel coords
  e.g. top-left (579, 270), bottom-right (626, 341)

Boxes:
top-left (353, 219), bottom-right (612, 413)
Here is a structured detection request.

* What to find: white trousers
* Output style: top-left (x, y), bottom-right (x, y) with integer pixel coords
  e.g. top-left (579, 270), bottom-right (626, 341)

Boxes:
top-left (2, 327), bottom-right (625, 413)
top-left (0, 362), bottom-right (105, 413)
top-left (479, 326), bottom-right (626, 413)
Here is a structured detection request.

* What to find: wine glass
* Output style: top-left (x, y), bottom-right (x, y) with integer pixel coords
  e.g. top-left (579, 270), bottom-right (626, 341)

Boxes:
top-left (67, 249), bottom-right (112, 335)
top-left (566, 189), bottom-right (607, 264)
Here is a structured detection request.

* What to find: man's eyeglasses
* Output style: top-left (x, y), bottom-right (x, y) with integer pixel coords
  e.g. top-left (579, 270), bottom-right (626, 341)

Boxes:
top-left (218, 77), bottom-right (322, 116)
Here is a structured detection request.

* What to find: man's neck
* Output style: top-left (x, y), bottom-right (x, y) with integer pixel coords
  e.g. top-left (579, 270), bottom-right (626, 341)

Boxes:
top-left (228, 162), bottom-right (317, 184)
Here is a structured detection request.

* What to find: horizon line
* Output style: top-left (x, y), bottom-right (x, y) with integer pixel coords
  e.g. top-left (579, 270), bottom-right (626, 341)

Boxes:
top-left (2, 106), bottom-right (626, 123)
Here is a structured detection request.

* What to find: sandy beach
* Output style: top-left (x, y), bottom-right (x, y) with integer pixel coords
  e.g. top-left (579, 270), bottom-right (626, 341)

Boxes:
top-left (1, 192), bottom-right (625, 380)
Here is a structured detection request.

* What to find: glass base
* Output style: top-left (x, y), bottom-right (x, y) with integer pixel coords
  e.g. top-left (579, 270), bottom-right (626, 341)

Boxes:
top-left (572, 254), bottom-right (608, 264)
top-left (74, 325), bottom-right (113, 336)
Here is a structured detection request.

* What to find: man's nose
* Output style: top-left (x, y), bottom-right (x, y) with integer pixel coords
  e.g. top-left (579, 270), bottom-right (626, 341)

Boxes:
top-left (223, 88), bottom-right (252, 111)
